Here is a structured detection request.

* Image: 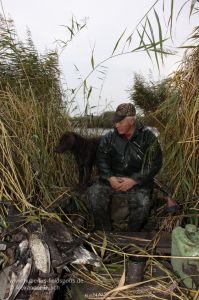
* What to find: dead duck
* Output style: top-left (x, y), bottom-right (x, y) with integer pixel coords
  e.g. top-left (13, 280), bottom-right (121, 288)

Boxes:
top-left (0, 214), bottom-right (101, 300)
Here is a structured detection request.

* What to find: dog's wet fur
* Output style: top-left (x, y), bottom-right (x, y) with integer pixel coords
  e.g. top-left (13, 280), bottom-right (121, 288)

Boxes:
top-left (54, 131), bottom-right (101, 188)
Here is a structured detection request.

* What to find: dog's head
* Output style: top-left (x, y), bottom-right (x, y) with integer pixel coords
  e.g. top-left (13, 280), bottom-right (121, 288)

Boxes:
top-left (54, 131), bottom-right (76, 153)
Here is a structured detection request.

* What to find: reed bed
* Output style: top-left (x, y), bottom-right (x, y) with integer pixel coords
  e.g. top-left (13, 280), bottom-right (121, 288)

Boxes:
top-left (0, 13), bottom-right (198, 300)
top-left (155, 45), bottom-right (199, 225)
top-left (0, 89), bottom-right (78, 211)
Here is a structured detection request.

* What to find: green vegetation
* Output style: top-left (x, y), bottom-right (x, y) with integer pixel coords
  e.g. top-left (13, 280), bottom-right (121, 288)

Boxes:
top-left (71, 111), bottom-right (114, 129)
top-left (129, 74), bottom-right (169, 114)
top-left (0, 16), bottom-right (63, 106)
top-left (0, 16), bottom-right (74, 212)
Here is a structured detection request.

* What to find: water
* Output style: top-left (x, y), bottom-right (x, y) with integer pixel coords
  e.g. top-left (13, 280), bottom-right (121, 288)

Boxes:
top-left (75, 127), bottom-right (112, 136)
top-left (75, 126), bottom-right (159, 137)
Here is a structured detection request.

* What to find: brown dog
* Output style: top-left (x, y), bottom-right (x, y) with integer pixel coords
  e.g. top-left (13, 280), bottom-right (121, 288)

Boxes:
top-left (54, 131), bottom-right (101, 187)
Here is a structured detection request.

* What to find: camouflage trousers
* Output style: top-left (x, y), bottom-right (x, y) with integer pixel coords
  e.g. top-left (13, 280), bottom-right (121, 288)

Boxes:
top-left (86, 179), bottom-right (152, 231)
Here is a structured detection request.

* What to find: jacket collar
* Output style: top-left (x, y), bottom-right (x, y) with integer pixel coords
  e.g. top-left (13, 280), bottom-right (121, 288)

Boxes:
top-left (131, 121), bottom-right (144, 139)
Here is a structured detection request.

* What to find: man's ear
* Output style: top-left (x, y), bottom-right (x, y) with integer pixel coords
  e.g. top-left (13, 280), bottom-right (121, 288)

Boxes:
top-left (130, 116), bottom-right (136, 125)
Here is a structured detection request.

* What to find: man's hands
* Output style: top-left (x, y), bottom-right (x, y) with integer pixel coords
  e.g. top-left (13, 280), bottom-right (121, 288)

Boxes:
top-left (108, 176), bottom-right (137, 191)
top-left (108, 176), bottom-right (122, 190)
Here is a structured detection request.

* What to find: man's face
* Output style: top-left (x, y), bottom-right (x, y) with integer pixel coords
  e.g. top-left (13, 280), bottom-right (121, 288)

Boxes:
top-left (114, 116), bottom-right (136, 136)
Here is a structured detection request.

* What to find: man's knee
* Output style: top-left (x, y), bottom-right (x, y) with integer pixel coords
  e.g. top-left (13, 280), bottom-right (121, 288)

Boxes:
top-left (128, 188), bottom-right (152, 231)
top-left (85, 180), bottom-right (112, 230)
top-left (86, 181), bottom-right (111, 208)
top-left (129, 188), bottom-right (151, 206)
top-left (86, 182), bottom-right (100, 200)
top-left (88, 180), bottom-right (107, 194)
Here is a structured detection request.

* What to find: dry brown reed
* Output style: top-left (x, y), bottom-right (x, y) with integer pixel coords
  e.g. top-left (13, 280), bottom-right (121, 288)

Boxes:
top-left (156, 45), bottom-right (199, 213)
top-left (0, 88), bottom-right (76, 214)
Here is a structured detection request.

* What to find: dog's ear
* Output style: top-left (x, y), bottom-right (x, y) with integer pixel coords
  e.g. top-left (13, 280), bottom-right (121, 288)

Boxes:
top-left (67, 132), bottom-right (76, 147)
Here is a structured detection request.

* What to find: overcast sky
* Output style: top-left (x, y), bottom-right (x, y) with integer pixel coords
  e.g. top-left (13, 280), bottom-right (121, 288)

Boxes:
top-left (1, 0), bottom-right (199, 115)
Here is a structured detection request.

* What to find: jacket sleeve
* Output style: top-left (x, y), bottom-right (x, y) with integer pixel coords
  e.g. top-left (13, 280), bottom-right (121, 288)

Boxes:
top-left (130, 133), bottom-right (162, 185)
top-left (96, 132), bottom-right (113, 180)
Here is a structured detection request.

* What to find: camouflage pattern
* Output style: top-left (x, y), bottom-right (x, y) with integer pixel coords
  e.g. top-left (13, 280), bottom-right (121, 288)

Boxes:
top-left (86, 179), bottom-right (152, 231)
top-left (113, 103), bottom-right (136, 123)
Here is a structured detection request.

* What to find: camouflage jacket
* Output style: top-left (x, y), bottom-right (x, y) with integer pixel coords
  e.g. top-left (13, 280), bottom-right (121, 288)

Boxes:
top-left (97, 122), bottom-right (162, 186)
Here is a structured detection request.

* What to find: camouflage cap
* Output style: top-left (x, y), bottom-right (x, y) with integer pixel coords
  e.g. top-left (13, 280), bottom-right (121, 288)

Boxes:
top-left (113, 103), bottom-right (136, 123)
